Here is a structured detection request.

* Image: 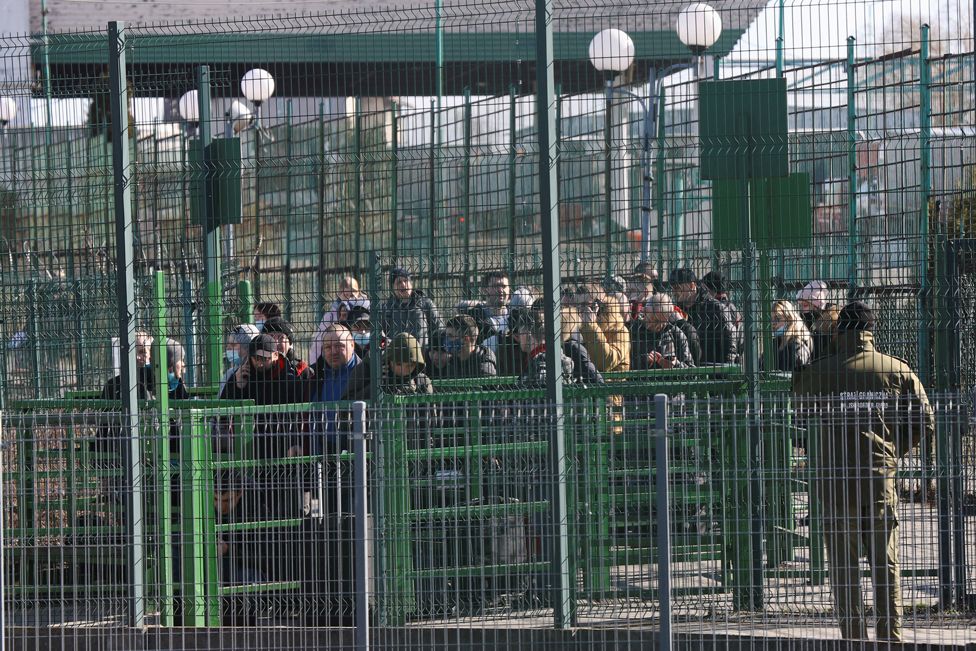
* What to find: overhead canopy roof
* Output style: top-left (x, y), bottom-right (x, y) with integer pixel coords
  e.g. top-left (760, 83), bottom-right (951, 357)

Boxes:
top-left (35, 29), bottom-right (745, 97)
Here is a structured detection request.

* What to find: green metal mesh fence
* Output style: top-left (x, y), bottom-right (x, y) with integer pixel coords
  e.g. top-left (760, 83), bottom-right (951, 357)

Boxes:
top-left (0, 0), bottom-right (974, 647)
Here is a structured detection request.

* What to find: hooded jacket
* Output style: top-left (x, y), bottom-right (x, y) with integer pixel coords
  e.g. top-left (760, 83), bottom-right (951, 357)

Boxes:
top-left (376, 289), bottom-right (445, 348)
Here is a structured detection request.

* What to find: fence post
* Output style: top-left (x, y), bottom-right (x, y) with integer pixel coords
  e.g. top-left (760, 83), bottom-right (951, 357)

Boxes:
top-left (654, 394), bottom-right (672, 651)
top-left (151, 271), bottom-right (175, 625)
top-left (462, 88), bottom-right (472, 294)
top-left (655, 85), bottom-right (666, 275)
top-left (918, 25), bottom-right (932, 386)
top-left (196, 66), bottom-right (223, 388)
top-left (603, 84), bottom-right (613, 278)
top-left (317, 101), bottom-right (327, 318)
top-left (845, 37), bottom-right (858, 294)
top-left (367, 251), bottom-right (388, 624)
top-left (108, 20), bottom-right (146, 628)
top-left (355, 97), bottom-right (363, 277)
top-left (352, 401), bottom-right (370, 651)
top-left (534, 0), bottom-right (572, 628)
top-left (285, 99), bottom-right (294, 320)
top-left (390, 101), bottom-right (399, 260)
top-left (428, 98), bottom-right (437, 269)
top-left (508, 86), bottom-right (518, 269)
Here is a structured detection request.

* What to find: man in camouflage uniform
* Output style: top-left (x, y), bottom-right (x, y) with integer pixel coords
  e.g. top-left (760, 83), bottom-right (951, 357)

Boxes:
top-left (792, 302), bottom-right (935, 642)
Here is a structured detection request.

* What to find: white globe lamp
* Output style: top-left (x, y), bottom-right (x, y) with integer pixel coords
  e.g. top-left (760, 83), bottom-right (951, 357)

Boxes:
top-left (588, 28), bottom-right (636, 74)
top-left (676, 3), bottom-right (723, 55)
top-left (241, 68), bottom-right (275, 106)
top-left (178, 90), bottom-right (200, 123)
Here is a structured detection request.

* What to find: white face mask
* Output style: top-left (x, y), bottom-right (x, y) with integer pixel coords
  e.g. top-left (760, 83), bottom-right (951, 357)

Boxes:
top-left (352, 332), bottom-right (371, 347)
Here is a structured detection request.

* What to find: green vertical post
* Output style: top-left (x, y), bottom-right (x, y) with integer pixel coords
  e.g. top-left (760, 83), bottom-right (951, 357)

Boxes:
top-left (846, 37), bottom-right (858, 294)
top-left (390, 102), bottom-right (399, 259)
top-left (108, 21), bottom-right (145, 627)
top-left (508, 87), bottom-right (518, 268)
top-left (462, 89), bottom-right (472, 294)
top-left (27, 280), bottom-right (41, 398)
top-left (284, 100), bottom-right (294, 321)
top-left (316, 101), bottom-right (327, 318)
top-left (760, 250), bottom-right (774, 372)
top-left (182, 277), bottom-right (196, 387)
top-left (535, 0), bottom-right (572, 627)
top-left (603, 87), bottom-right (613, 278)
top-left (775, 7), bottom-right (787, 294)
top-left (237, 280), bottom-right (254, 324)
top-left (182, 410), bottom-right (219, 626)
top-left (918, 26), bottom-right (932, 386)
top-left (151, 271), bottom-right (174, 625)
top-left (367, 252), bottom-right (388, 621)
top-left (672, 174), bottom-right (685, 267)
top-left (775, 0), bottom-right (785, 78)
top-left (196, 66), bottom-right (223, 388)
top-left (354, 98), bottom-right (363, 276)
top-left (253, 119), bottom-right (263, 299)
top-left (428, 99), bottom-right (437, 269)
top-left (655, 85), bottom-right (666, 275)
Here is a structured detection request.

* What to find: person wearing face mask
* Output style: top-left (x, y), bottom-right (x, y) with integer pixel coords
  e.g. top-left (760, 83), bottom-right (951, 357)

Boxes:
top-left (768, 299), bottom-right (813, 372)
top-left (309, 276), bottom-right (370, 363)
top-left (253, 302), bottom-right (282, 332)
top-left (341, 306), bottom-right (377, 357)
top-left (443, 315), bottom-right (497, 379)
top-left (219, 324), bottom-right (260, 396)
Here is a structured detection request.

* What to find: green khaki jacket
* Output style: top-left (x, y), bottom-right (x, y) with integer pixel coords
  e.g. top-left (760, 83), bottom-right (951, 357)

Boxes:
top-left (792, 330), bottom-right (935, 504)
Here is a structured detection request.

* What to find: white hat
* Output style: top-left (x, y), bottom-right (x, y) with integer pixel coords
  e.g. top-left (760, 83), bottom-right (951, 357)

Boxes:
top-left (509, 287), bottom-right (535, 310)
top-left (796, 280), bottom-right (828, 310)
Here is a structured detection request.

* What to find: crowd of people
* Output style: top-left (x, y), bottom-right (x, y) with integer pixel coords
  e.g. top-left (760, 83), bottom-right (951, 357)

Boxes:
top-left (95, 264), bottom-right (936, 636)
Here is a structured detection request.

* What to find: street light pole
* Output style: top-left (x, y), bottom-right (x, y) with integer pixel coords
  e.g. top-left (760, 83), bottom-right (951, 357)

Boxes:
top-left (590, 4), bottom-right (721, 272)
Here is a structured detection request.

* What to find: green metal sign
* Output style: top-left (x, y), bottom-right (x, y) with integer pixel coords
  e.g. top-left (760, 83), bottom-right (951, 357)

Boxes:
top-left (699, 78), bottom-right (789, 181)
top-left (189, 137), bottom-right (243, 229)
top-left (712, 173), bottom-right (813, 251)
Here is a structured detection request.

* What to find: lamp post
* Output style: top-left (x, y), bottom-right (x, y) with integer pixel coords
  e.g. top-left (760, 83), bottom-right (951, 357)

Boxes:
top-left (240, 67), bottom-right (275, 129)
top-left (588, 3), bottom-right (722, 270)
top-left (239, 68), bottom-right (275, 300)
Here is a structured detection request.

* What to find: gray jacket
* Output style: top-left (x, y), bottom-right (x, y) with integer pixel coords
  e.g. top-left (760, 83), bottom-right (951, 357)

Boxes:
top-left (375, 290), bottom-right (444, 347)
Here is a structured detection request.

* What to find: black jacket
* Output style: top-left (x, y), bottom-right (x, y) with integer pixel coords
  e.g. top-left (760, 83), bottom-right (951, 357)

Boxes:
top-left (99, 366), bottom-right (189, 454)
top-left (629, 322), bottom-right (694, 370)
top-left (680, 288), bottom-right (738, 365)
top-left (219, 357), bottom-right (303, 458)
top-left (562, 336), bottom-right (604, 385)
top-left (496, 331), bottom-right (528, 377)
top-left (772, 337), bottom-right (813, 372)
top-left (445, 344), bottom-right (498, 379)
